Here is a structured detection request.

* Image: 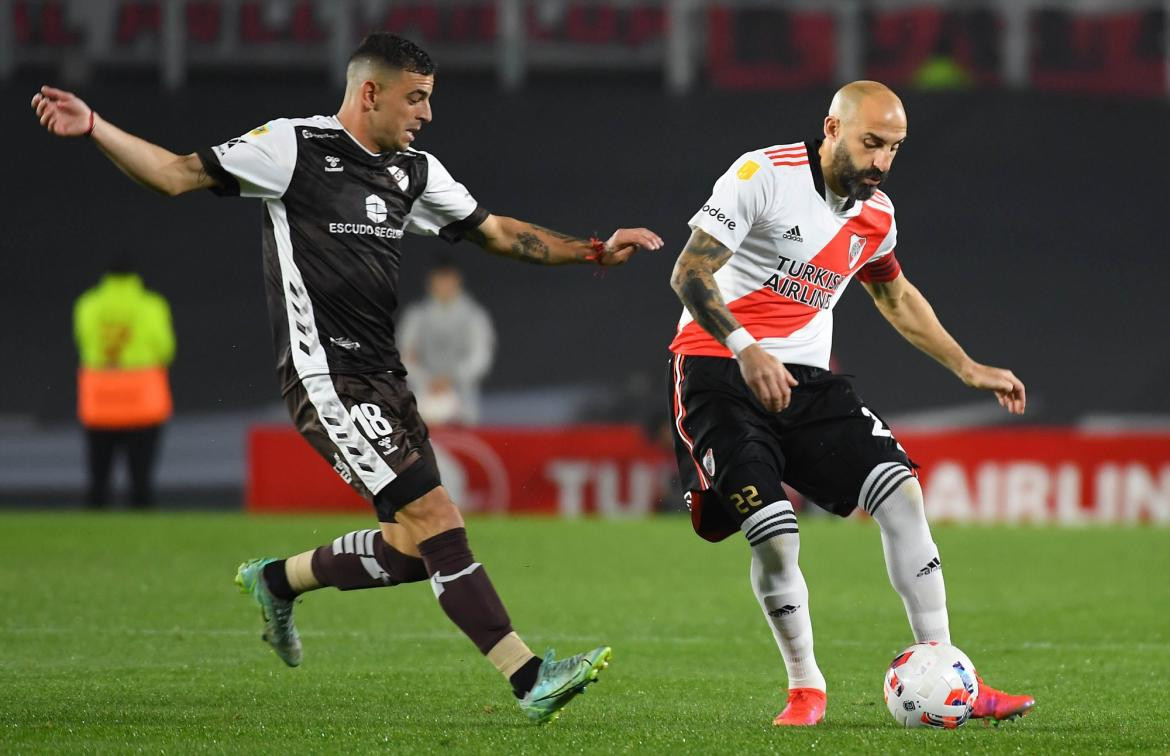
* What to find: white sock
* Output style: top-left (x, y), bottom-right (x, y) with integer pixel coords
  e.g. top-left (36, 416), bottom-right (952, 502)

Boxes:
top-left (863, 464), bottom-right (951, 643)
top-left (743, 501), bottom-right (827, 692)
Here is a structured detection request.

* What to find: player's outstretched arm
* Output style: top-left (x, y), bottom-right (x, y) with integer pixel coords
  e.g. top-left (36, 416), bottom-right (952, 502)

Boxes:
top-left (464, 214), bottom-right (662, 265)
top-left (670, 228), bottom-right (798, 412)
top-left (863, 273), bottom-right (1026, 414)
top-left (31, 85), bottom-right (216, 197)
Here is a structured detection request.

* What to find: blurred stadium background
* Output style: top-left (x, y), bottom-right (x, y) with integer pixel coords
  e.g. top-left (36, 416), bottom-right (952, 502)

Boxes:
top-left (2, 0), bottom-right (1168, 519)
top-left (4, 2), bottom-right (1170, 752)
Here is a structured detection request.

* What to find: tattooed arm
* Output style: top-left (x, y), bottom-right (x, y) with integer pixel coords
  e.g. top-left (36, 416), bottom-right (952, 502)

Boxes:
top-left (670, 227), bottom-right (798, 411)
top-left (465, 214), bottom-right (663, 265)
top-left (669, 227), bottom-right (738, 340)
top-left (32, 85), bottom-right (217, 196)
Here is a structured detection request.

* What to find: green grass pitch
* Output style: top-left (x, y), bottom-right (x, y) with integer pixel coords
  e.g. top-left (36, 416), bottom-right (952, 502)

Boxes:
top-left (1, 512), bottom-right (1168, 753)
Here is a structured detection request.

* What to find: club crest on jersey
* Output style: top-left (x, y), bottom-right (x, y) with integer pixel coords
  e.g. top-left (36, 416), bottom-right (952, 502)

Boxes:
top-left (324, 155), bottom-right (343, 173)
top-left (702, 448), bottom-right (716, 477)
top-left (848, 234), bottom-right (867, 269)
top-left (387, 165), bottom-right (410, 192)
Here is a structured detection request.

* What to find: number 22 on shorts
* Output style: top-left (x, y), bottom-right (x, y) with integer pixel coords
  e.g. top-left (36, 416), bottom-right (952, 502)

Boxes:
top-left (729, 484), bottom-right (763, 514)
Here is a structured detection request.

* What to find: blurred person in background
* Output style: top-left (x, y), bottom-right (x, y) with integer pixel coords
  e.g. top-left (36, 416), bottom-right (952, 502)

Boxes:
top-left (33, 32), bottom-right (662, 724)
top-left (399, 258), bottom-right (494, 425)
top-left (74, 260), bottom-right (175, 509)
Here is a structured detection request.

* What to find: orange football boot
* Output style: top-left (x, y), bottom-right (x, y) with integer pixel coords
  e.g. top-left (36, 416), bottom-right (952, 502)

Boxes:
top-left (972, 676), bottom-right (1035, 722)
top-left (772, 688), bottom-right (827, 726)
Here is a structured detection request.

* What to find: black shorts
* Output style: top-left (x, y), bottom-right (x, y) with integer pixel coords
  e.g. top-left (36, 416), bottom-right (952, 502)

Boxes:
top-left (283, 371), bottom-right (442, 522)
top-left (667, 354), bottom-right (912, 524)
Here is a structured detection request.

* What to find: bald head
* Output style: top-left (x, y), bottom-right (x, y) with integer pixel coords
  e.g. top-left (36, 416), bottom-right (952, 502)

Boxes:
top-left (820, 81), bottom-right (907, 202)
top-left (828, 80), bottom-right (906, 131)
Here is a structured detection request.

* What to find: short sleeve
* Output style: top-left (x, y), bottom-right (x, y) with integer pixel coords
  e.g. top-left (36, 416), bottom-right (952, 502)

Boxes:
top-left (687, 152), bottom-right (773, 252)
top-left (196, 119), bottom-right (297, 199)
top-left (406, 152), bottom-right (488, 243)
top-left (857, 216), bottom-right (901, 283)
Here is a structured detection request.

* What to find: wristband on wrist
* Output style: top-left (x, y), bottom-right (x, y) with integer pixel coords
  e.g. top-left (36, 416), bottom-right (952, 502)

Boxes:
top-left (584, 237), bottom-right (606, 265)
top-left (724, 327), bottom-right (757, 357)
top-left (84, 109), bottom-right (97, 137)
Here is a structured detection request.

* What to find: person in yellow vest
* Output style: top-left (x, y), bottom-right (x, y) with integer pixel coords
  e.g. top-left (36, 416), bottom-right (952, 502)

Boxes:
top-left (74, 261), bottom-right (175, 509)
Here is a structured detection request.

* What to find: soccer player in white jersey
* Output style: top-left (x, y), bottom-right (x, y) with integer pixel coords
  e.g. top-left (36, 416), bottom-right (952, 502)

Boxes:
top-left (32, 33), bottom-right (663, 725)
top-left (667, 81), bottom-right (1034, 726)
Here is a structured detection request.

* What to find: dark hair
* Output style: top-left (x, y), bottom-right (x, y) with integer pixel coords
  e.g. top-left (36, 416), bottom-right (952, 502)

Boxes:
top-left (349, 33), bottom-right (435, 75)
top-left (429, 255), bottom-right (459, 274)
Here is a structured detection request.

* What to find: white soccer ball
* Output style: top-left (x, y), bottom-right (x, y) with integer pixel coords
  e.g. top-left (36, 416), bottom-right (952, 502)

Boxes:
top-left (883, 641), bottom-right (979, 729)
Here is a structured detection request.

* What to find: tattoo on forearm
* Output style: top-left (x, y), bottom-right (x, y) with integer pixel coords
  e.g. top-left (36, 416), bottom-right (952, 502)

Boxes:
top-left (510, 231), bottom-right (551, 264)
top-left (671, 230), bottom-right (739, 341)
top-left (529, 223), bottom-right (586, 246)
top-left (680, 272), bottom-right (739, 341)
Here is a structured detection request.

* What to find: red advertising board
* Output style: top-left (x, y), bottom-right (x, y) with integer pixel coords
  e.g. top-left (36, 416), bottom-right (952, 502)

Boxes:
top-left (907, 430), bottom-right (1170, 525)
top-left (247, 424), bottom-right (677, 517)
top-left (247, 426), bottom-right (1170, 524)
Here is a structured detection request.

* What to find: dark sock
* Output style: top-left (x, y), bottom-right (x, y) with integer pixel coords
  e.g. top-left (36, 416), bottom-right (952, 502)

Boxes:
top-left (417, 527), bottom-right (513, 655)
top-left (509, 656), bottom-right (543, 698)
top-left (309, 529), bottom-right (428, 591)
top-left (262, 559), bottom-right (297, 601)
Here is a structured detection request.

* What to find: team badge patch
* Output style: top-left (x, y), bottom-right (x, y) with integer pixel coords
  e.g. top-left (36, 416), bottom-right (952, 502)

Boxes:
top-left (848, 234), bottom-right (867, 269)
top-left (248, 124), bottom-right (270, 137)
top-left (736, 160), bottom-right (760, 180)
top-left (387, 165), bottom-right (409, 192)
top-left (702, 448), bottom-right (716, 477)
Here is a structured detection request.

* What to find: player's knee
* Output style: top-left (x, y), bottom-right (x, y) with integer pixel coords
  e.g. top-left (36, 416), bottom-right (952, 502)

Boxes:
top-left (395, 486), bottom-right (465, 541)
top-left (750, 526), bottom-right (800, 568)
top-left (858, 461), bottom-right (920, 518)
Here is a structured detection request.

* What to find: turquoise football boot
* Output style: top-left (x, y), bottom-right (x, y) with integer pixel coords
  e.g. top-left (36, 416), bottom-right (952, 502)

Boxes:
top-left (518, 646), bottom-right (612, 724)
top-left (235, 558), bottom-right (302, 667)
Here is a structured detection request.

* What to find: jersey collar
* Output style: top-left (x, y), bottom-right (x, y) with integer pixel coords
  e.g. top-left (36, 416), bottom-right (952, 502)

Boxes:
top-left (805, 138), bottom-right (826, 198)
top-left (805, 137), bottom-right (859, 214)
top-left (330, 115), bottom-right (403, 160)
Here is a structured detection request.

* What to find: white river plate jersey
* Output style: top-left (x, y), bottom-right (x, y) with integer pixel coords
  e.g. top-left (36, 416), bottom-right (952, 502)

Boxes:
top-left (670, 140), bottom-right (901, 369)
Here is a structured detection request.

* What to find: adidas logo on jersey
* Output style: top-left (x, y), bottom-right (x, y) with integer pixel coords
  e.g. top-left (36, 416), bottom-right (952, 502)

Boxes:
top-left (782, 225), bottom-right (803, 242)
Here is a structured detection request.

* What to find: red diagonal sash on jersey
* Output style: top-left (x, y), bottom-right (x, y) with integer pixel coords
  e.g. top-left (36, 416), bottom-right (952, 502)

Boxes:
top-left (670, 203), bottom-right (892, 357)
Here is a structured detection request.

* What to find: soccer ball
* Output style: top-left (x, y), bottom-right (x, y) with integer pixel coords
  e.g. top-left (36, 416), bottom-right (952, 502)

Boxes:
top-left (883, 642), bottom-right (979, 728)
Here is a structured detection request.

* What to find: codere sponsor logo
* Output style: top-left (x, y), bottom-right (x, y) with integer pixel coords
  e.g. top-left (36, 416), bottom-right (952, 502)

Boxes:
top-left (700, 204), bottom-right (736, 230)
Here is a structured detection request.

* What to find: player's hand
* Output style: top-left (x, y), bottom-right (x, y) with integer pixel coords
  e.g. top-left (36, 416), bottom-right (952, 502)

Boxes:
top-left (31, 85), bottom-right (95, 137)
top-left (597, 227), bottom-right (664, 266)
top-left (960, 363), bottom-right (1026, 415)
top-left (738, 345), bottom-right (799, 412)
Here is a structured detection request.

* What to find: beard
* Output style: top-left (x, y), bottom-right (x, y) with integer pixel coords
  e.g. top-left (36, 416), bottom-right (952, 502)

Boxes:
top-left (831, 141), bottom-right (887, 201)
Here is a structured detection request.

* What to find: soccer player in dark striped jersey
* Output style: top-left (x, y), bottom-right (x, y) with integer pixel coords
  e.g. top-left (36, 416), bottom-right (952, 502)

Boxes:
top-left (32, 33), bottom-right (663, 724)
